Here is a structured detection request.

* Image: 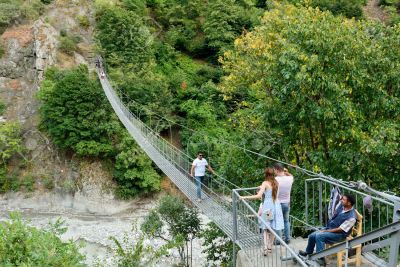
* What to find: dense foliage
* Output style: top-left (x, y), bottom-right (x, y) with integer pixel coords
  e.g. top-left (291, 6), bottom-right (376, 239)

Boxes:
top-left (38, 66), bottom-right (161, 198)
top-left (94, 0), bottom-right (399, 200)
top-left (38, 65), bottom-right (117, 157)
top-left (287, 0), bottom-right (366, 18)
top-left (0, 0), bottom-right (52, 33)
top-left (219, 4), bottom-right (400, 192)
top-left (0, 213), bottom-right (85, 266)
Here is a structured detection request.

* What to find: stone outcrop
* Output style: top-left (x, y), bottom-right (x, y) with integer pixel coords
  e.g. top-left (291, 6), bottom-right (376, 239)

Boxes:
top-left (32, 19), bottom-right (58, 80)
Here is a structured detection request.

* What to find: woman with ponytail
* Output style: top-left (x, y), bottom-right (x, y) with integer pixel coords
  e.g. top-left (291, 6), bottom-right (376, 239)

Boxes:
top-left (241, 167), bottom-right (284, 256)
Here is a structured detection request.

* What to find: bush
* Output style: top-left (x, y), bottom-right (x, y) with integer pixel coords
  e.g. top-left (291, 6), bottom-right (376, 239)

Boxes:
top-left (42, 175), bottom-right (54, 190)
top-left (95, 5), bottom-right (154, 70)
top-left (0, 121), bottom-right (23, 163)
top-left (114, 131), bottom-right (161, 199)
top-left (0, 212), bottom-right (85, 266)
top-left (21, 174), bottom-right (35, 192)
top-left (0, 100), bottom-right (6, 115)
top-left (59, 36), bottom-right (77, 55)
top-left (62, 179), bottom-right (76, 193)
top-left (0, 168), bottom-right (18, 193)
top-left (38, 65), bottom-right (118, 157)
top-left (0, 42), bottom-right (5, 58)
top-left (141, 195), bottom-right (201, 265)
top-left (77, 15), bottom-right (90, 28)
top-left (311, 0), bottom-right (364, 18)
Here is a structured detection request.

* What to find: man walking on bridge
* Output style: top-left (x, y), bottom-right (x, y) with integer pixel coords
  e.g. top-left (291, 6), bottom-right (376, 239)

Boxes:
top-left (191, 152), bottom-right (215, 202)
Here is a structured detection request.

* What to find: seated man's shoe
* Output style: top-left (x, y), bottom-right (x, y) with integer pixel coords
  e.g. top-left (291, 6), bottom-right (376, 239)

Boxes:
top-left (315, 257), bottom-right (326, 266)
top-left (273, 240), bottom-right (281, 245)
top-left (298, 250), bottom-right (311, 257)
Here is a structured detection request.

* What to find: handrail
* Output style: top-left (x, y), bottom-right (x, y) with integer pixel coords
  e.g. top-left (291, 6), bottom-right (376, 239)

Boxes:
top-left (309, 220), bottom-right (400, 260)
top-left (232, 189), bottom-right (308, 266)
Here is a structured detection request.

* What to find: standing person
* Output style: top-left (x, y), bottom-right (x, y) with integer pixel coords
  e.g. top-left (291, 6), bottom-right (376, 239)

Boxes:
top-left (274, 163), bottom-right (294, 244)
top-left (190, 152), bottom-right (215, 202)
top-left (241, 168), bottom-right (284, 256)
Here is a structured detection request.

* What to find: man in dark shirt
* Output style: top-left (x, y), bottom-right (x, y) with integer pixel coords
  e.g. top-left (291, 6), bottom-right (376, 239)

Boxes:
top-left (299, 194), bottom-right (357, 264)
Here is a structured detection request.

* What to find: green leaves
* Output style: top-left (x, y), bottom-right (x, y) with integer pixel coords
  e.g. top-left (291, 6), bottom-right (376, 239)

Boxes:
top-left (141, 195), bottom-right (201, 264)
top-left (95, 4), bottom-right (153, 71)
top-left (0, 212), bottom-right (85, 266)
top-left (220, 4), bottom-right (400, 192)
top-left (114, 131), bottom-right (161, 199)
top-left (0, 121), bottom-right (23, 164)
top-left (38, 66), bottom-right (118, 157)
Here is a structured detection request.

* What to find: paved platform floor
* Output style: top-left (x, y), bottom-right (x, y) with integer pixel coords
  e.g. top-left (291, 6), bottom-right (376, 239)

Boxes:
top-left (236, 237), bottom-right (377, 267)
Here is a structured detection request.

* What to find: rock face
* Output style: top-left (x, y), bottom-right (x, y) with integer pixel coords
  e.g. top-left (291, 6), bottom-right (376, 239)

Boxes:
top-left (32, 19), bottom-right (58, 80)
top-left (0, 0), bottom-right (104, 194)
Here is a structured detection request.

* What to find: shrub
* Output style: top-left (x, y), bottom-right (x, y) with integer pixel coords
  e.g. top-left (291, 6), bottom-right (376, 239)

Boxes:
top-left (0, 100), bottom-right (6, 115)
top-left (0, 42), bottom-right (5, 58)
top-left (59, 36), bottom-right (77, 55)
top-left (42, 175), bottom-right (54, 190)
top-left (37, 65), bottom-right (118, 157)
top-left (141, 195), bottom-right (201, 265)
top-left (311, 0), bottom-right (364, 18)
top-left (0, 212), bottom-right (85, 266)
top-left (95, 5), bottom-right (154, 70)
top-left (114, 131), bottom-right (161, 199)
top-left (21, 174), bottom-right (35, 192)
top-left (0, 121), bottom-right (23, 164)
top-left (77, 15), bottom-right (90, 28)
top-left (62, 179), bottom-right (76, 193)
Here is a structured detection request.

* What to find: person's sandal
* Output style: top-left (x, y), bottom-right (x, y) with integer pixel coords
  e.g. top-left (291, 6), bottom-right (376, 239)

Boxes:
top-left (263, 248), bottom-right (269, 256)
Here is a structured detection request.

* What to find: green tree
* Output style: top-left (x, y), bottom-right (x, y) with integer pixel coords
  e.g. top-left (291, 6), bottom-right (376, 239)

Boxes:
top-left (0, 121), bottom-right (23, 164)
top-left (0, 212), bottom-right (85, 266)
top-left (38, 65), bottom-right (119, 157)
top-left (219, 4), bottom-right (400, 192)
top-left (141, 195), bottom-right (201, 266)
top-left (95, 4), bottom-right (153, 70)
top-left (113, 131), bottom-right (161, 199)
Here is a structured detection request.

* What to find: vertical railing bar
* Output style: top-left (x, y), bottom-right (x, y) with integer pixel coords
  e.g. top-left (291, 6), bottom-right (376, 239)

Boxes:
top-left (319, 180), bottom-right (323, 225)
top-left (305, 181), bottom-right (308, 224)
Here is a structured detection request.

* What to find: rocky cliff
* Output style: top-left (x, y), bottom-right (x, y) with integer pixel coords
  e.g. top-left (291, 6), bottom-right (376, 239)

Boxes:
top-left (0, 0), bottom-right (115, 203)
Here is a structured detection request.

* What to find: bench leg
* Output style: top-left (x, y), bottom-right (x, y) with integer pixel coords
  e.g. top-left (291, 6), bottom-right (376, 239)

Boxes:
top-left (337, 251), bottom-right (343, 267)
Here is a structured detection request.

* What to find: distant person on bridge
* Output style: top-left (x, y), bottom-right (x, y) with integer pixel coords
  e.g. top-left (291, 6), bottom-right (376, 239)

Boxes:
top-left (274, 163), bottom-right (294, 244)
top-left (299, 194), bottom-right (357, 265)
top-left (190, 152), bottom-right (215, 202)
top-left (241, 167), bottom-right (284, 256)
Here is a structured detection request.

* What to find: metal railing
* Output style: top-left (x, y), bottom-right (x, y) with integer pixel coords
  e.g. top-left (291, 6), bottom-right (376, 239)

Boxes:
top-left (304, 176), bottom-right (400, 265)
top-left (96, 58), bottom-right (399, 266)
top-left (232, 188), bottom-right (307, 267)
top-left (96, 62), bottom-right (242, 239)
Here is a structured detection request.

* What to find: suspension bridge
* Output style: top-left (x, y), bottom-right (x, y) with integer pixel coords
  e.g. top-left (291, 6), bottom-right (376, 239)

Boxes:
top-left (96, 60), bottom-right (400, 267)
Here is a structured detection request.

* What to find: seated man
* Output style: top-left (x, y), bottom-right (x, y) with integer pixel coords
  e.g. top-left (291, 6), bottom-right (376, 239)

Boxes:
top-left (299, 194), bottom-right (357, 264)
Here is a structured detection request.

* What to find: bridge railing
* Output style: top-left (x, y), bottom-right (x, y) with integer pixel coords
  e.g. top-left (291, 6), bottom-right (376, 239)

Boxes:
top-left (97, 59), bottom-right (400, 266)
top-left (232, 188), bottom-right (308, 267)
top-left (304, 176), bottom-right (400, 265)
top-left (98, 66), bottom-right (239, 210)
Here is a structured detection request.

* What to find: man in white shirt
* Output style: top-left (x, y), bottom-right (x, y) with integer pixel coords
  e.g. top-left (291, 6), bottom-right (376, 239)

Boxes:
top-left (191, 152), bottom-right (215, 202)
top-left (274, 163), bottom-right (294, 244)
